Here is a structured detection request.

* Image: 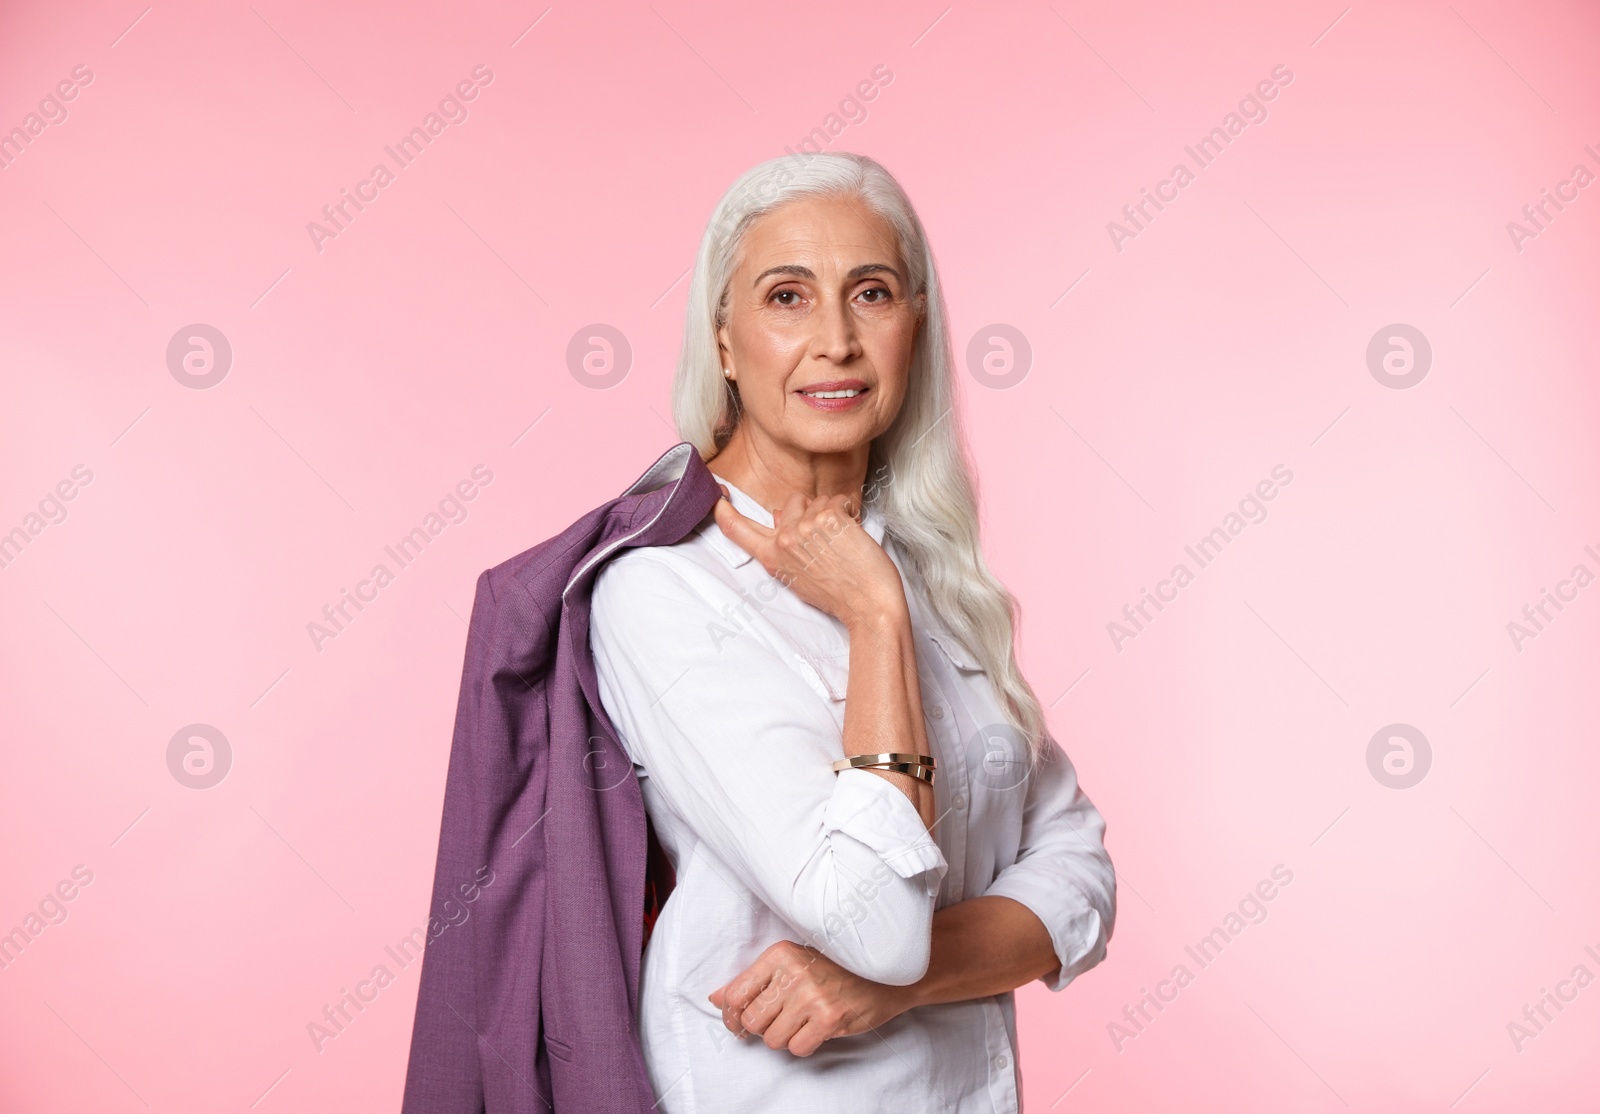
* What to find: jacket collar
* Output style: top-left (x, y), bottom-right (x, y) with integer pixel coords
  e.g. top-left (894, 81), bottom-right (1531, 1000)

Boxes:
top-left (562, 442), bottom-right (720, 603)
top-left (704, 474), bottom-right (887, 569)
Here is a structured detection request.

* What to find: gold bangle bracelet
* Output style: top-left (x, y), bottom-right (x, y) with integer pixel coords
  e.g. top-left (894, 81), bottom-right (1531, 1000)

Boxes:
top-left (844, 761), bottom-right (936, 785)
top-left (871, 762), bottom-right (936, 785)
top-left (831, 752), bottom-right (937, 773)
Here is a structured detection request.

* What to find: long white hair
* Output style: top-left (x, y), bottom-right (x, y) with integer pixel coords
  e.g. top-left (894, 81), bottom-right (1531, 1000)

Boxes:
top-left (671, 151), bottom-right (1049, 766)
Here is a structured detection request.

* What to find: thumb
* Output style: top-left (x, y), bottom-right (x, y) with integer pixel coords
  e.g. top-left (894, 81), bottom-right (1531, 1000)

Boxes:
top-left (713, 491), bottom-right (773, 557)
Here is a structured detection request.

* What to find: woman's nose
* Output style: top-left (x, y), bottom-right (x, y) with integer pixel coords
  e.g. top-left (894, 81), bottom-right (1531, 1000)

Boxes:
top-left (812, 295), bottom-right (859, 361)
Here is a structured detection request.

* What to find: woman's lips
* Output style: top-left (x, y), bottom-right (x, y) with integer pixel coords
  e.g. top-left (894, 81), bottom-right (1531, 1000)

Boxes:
top-left (795, 381), bottom-right (869, 412)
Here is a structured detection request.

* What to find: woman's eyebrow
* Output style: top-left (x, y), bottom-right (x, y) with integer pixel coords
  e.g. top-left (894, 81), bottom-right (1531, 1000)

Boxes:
top-left (852, 263), bottom-right (904, 282)
top-left (752, 264), bottom-right (813, 285)
top-left (751, 262), bottom-right (903, 286)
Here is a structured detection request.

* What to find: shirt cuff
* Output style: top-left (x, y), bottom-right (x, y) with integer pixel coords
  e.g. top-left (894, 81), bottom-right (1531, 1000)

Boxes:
top-left (983, 872), bottom-right (1108, 992)
top-left (822, 768), bottom-right (948, 892)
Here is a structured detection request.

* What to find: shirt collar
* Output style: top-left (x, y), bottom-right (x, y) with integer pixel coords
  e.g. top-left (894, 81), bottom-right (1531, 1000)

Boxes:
top-left (703, 473), bottom-right (886, 568)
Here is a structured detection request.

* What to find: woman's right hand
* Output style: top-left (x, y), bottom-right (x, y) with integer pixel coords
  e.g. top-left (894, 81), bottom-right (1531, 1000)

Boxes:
top-left (707, 940), bottom-right (914, 1057)
top-left (716, 483), bottom-right (936, 827)
top-left (713, 486), bottom-right (907, 630)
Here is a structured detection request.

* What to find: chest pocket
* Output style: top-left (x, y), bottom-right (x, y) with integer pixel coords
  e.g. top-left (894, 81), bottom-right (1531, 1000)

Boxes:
top-left (925, 625), bottom-right (1031, 791)
top-left (926, 626), bottom-right (984, 674)
top-left (796, 628), bottom-right (984, 703)
top-left (794, 649), bottom-right (850, 702)
top-left (796, 625), bottom-right (983, 702)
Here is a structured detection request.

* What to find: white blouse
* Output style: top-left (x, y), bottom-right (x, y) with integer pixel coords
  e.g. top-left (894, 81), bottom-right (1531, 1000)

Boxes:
top-left (588, 475), bottom-right (1115, 1114)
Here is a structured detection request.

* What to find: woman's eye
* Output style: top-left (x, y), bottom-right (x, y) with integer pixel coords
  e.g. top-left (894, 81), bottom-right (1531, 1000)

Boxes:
top-left (771, 289), bottom-right (801, 306)
top-left (859, 286), bottom-right (891, 304)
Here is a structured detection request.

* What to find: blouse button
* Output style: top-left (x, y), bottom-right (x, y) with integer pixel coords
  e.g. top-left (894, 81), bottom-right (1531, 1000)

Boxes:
top-left (993, 1052), bottom-right (1010, 1070)
top-left (931, 705), bottom-right (945, 721)
top-left (952, 794), bottom-right (966, 810)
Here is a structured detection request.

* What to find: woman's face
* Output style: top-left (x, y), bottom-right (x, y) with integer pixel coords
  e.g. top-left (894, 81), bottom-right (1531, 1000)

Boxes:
top-left (716, 193), bottom-right (924, 460)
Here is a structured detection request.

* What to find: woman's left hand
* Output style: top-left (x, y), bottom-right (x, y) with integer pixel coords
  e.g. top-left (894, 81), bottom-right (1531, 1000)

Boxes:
top-left (708, 940), bottom-right (915, 1057)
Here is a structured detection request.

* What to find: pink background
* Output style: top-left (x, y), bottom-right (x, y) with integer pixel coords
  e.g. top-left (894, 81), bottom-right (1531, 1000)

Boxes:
top-left (3, 1), bottom-right (1598, 1110)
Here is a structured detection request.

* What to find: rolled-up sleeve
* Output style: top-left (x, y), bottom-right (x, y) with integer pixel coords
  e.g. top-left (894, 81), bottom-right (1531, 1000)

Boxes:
top-left (981, 732), bottom-right (1116, 991)
top-left (589, 549), bottom-right (947, 986)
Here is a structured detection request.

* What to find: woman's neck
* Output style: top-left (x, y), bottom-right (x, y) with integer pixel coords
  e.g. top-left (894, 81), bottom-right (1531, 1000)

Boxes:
top-left (706, 432), bottom-right (869, 514)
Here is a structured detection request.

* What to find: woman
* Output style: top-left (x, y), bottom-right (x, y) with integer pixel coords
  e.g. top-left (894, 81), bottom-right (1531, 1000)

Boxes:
top-left (588, 152), bottom-right (1115, 1113)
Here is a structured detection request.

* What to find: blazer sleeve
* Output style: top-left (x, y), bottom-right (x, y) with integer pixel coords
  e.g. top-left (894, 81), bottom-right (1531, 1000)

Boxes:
top-left (402, 568), bottom-right (548, 1113)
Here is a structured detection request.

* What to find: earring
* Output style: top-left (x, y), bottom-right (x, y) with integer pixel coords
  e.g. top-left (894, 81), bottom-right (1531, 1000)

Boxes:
top-left (722, 368), bottom-right (734, 380)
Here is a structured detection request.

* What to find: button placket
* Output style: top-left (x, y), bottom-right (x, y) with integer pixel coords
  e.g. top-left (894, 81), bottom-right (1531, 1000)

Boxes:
top-left (901, 588), bottom-right (970, 904)
top-left (925, 630), bottom-right (986, 827)
top-left (919, 634), bottom-right (970, 902)
top-left (983, 997), bottom-right (1020, 1113)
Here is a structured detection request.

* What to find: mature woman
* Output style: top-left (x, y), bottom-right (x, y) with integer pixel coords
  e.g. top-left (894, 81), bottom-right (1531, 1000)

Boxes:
top-left (588, 152), bottom-right (1115, 1112)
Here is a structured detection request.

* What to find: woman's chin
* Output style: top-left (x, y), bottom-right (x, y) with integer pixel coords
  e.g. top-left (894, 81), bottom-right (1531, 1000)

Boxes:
top-left (776, 420), bottom-right (879, 457)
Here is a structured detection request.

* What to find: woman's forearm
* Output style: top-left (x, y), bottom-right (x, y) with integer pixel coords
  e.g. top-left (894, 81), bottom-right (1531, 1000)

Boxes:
top-left (709, 897), bottom-right (1064, 1050)
top-left (899, 895), bottom-right (1060, 1010)
top-left (842, 602), bottom-right (936, 828)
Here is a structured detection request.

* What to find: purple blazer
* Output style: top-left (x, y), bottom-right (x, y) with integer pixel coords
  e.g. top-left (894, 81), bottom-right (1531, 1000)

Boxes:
top-left (402, 443), bottom-right (720, 1113)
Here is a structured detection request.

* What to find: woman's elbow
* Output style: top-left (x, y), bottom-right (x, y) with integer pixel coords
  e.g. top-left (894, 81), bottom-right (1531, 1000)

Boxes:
top-left (1071, 861), bottom-right (1118, 971)
top-left (865, 947), bottom-right (932, 986)
top-left (811, 880), bottom-right (937, 985)
top-left (828, 931), bottom-right (932, 986)
top-left (1095, 854), bottom-right (1118, 940)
